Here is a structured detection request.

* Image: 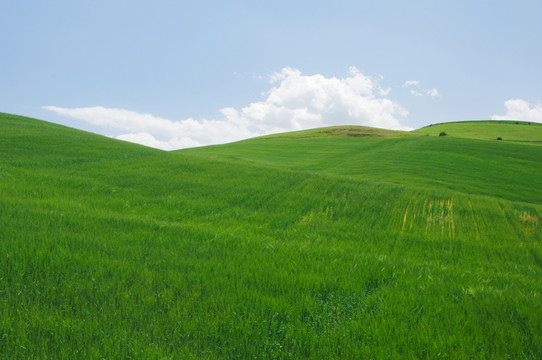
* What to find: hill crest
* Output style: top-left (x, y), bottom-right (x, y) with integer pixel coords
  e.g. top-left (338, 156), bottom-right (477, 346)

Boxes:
top-left (413, 120), bottom-right (542, 144)
top-left (256, 125), bottom-right (415, 140)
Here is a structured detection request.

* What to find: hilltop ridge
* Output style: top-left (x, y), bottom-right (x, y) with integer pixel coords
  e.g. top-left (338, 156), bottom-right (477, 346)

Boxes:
top-left (413, 120), bottom-right (542, 144)
top-left (256, 125), bottom-right (416, 139)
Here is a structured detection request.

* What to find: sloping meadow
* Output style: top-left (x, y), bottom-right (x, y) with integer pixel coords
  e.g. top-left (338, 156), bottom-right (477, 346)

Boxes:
top-left (1, 113), bottom-right (541, 359)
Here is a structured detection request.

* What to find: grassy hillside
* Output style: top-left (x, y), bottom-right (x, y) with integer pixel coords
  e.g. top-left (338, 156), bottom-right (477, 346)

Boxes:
top-left (183, 133), bottom-right (542, 205)
top-left (413, 120), bottom-right (542, 144)
top-left (257, 125), bottom-right (416, 139)
top-left (1, 113), bottom-right (541, 359)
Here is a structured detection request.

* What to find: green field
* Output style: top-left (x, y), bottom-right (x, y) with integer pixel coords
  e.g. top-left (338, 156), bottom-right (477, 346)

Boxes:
top-left (413, 120), bottom-right (542, 145)
top-left (1, 112), bottom-right (541, 359)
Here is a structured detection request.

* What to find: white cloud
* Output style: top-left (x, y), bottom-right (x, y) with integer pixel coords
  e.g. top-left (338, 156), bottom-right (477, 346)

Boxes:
top-left (44, 67), bottom-right (412, 150)
top-left (43, 106), bottom-right (183, 136)
top-left (43, 105), bottom-right (259, 149)
top-left (492, 99), bottom-right (542, 123)
top-left (403, 80), bottom-right (440, 98)
top-left (379, 87), bottom-right (391, 96)
top-left (116, 133), bottom-right (202, 150)
top-left (403, 80), bottom-right (420, 87)
top-left (228, 66), bottom-right (410, 132)
top-left (427, 88), bottom-right (440, 98)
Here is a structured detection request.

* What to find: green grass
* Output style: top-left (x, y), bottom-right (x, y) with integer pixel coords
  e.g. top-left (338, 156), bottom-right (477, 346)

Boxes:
top-left (183, 134), bottom-right (542, 205)
top-left (1, 112), bottom-right (541, 359)
top-left (257, 125), bottom-right (416, 139)
top-left (413, 120), bottom-right (542, 144)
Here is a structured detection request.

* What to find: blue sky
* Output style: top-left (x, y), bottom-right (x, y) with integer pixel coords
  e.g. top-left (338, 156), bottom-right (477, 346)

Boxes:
top-left (2, 0), bottom-right (541, 149)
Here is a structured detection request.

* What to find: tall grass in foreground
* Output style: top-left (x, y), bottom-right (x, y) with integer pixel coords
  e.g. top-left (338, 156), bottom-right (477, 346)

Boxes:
top-left (1, 113), bottom-right (541, 359)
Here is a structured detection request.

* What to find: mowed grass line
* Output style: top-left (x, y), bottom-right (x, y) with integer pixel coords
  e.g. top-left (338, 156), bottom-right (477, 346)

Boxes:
top-left (1, 113), bottom-right (541, 358)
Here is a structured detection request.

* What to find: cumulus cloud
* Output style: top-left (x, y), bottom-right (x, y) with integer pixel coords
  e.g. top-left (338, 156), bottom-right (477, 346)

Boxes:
top-left (44, 67), bottom-right (411, 150)
top-left (402, 80), bottom-right (440, 98)
top-left (227, 67), bottom-right (409, 132)
top-left (492, 99), bottom-right (542, 123)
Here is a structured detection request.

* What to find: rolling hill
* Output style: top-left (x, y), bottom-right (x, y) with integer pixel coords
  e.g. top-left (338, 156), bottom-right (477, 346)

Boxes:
top-left (1, 112), bottom-right (541, 359)
top-left (413, 120), bottom-right (542, 144)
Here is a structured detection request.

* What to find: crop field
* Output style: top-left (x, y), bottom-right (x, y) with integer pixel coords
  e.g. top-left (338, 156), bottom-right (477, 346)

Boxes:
top-left (1, 113), bottom-right (541, 359)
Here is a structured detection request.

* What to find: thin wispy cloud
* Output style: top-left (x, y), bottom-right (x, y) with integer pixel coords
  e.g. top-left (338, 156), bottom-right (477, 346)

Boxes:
top-left (403, 80), bottom-right (420, 88)
top-left (402, 80), bottom-right (441, 98)
top-left (44, 67), bottom-right (411, 150)
top-left (492, 99), bottom-right (542, 123)
top-left (427, 88), bottom-right (440, 98)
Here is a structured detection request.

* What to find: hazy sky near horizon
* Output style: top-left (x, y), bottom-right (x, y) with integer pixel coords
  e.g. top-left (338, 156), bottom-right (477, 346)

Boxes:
top-left (2, 0), bottom-right (541, 149)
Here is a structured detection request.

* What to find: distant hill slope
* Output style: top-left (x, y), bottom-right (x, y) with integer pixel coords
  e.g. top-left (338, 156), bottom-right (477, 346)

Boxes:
top-left (0, 112), bottom-right (160, 162)
top-left (413, 120), bottom-right (542, 144)
top-left (182, 127), bottom-right (542, 205)
top-left (258, 125), bottom-right (416, 139)
top-left (1, 112), bottom-right (541, 359)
